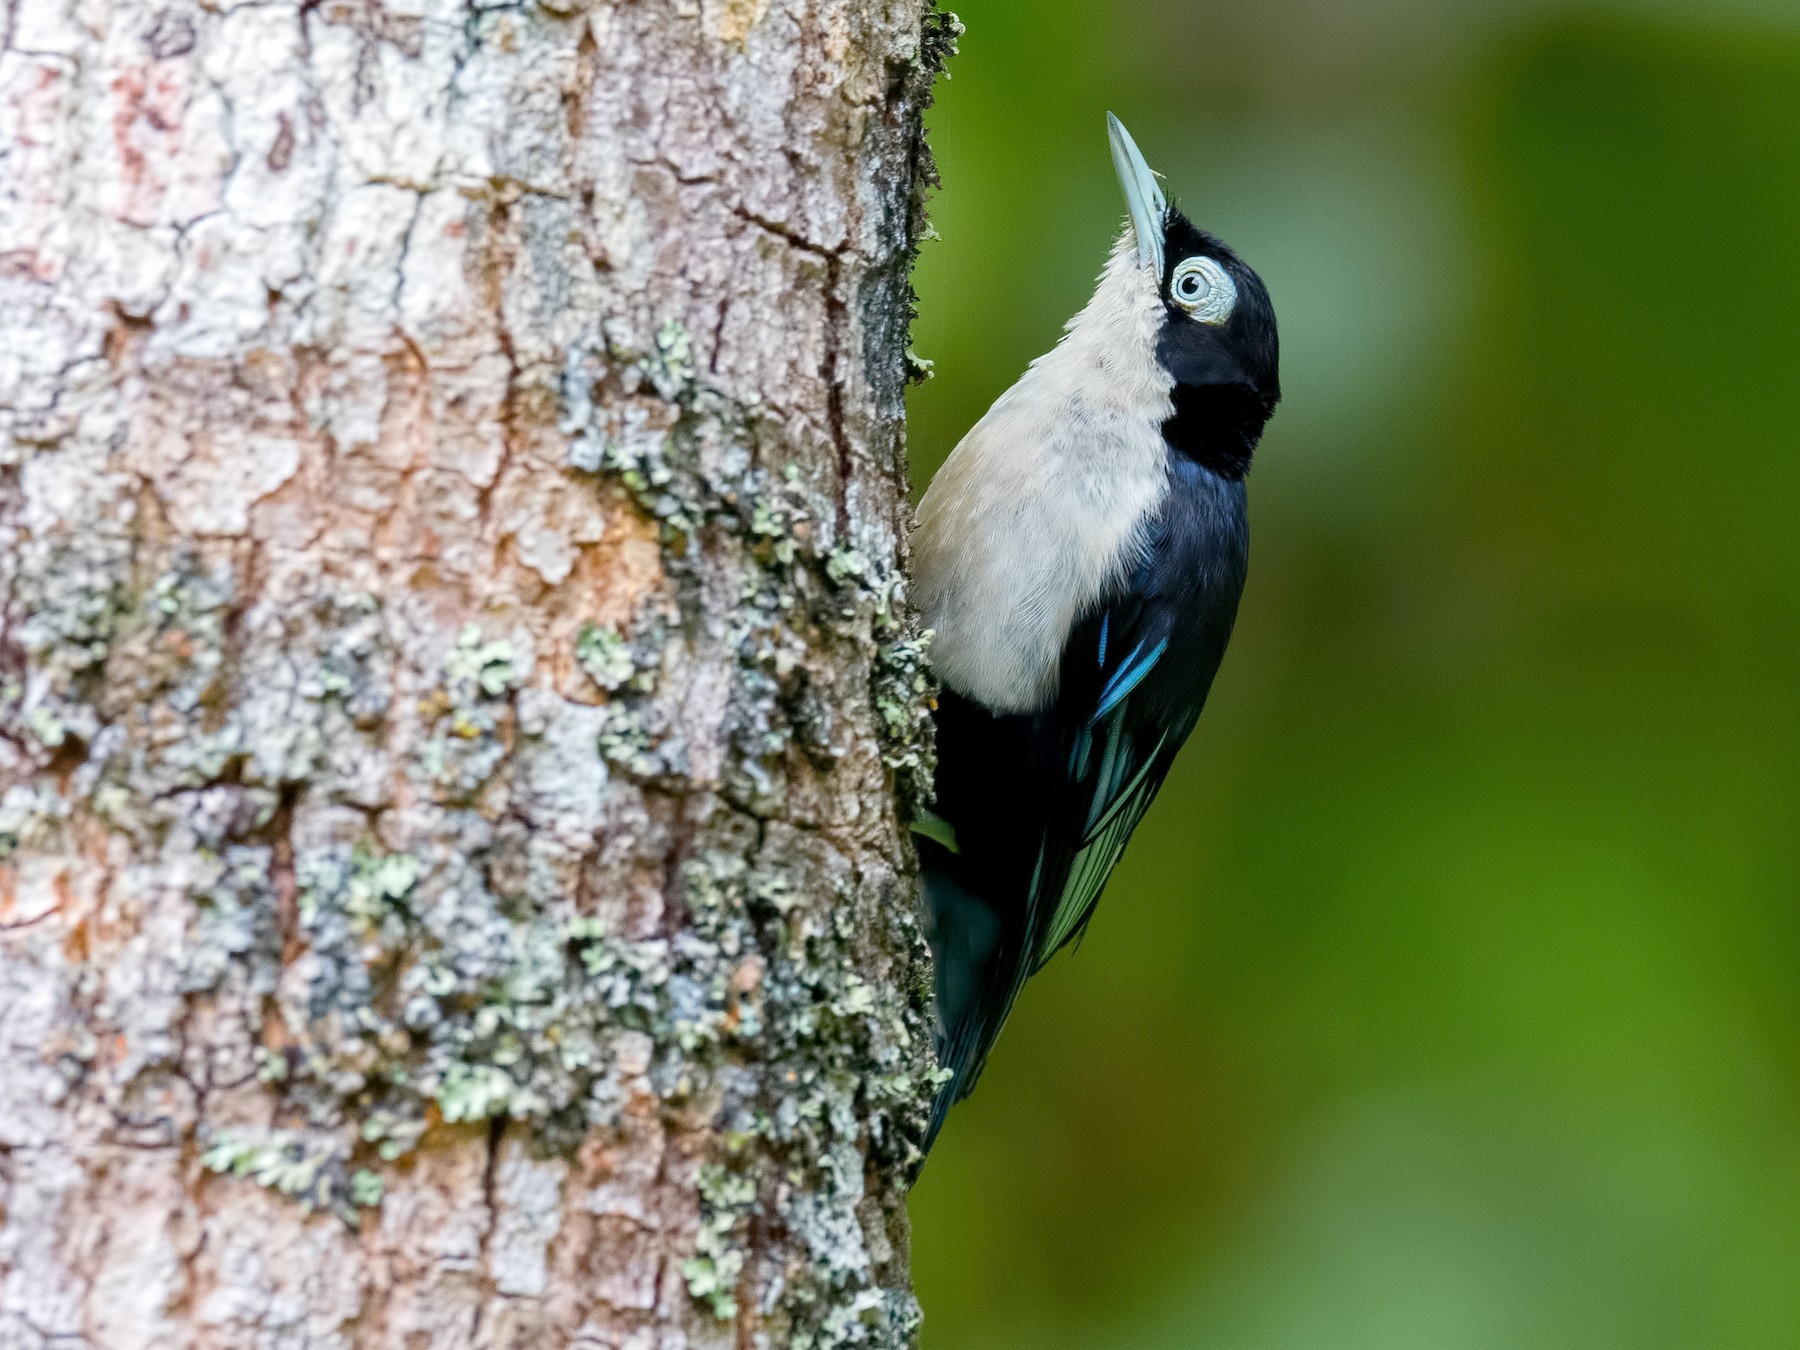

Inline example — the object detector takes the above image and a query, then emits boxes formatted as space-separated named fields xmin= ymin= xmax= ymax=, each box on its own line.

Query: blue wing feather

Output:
xmin=1034 ymin=611 xmax=1177 ymax=967
xmin=1093 ymin=634 xmax=1169 ymax=720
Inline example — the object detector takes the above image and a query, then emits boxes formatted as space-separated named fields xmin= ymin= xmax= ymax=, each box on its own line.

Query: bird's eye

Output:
xmin=1169 ymin=256 xmax=1236 ymax=325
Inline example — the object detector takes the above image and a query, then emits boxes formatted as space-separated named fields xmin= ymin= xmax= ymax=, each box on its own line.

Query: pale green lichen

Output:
xmin=232 ymin=825 xmax=871 ymax=1179
xmin=643 ymin=318 xmax=698 ymax=402
xmin=559 ymin=332 xmax=692 ymax=530
xmin=872 ymin=621 xmax=937 ymax=819
xmin=436 ymin=1060 xmax=530 ymax=1123
xmin=201 ymin=1128 xmax=381 ymax=1225
xmin=596 ymin=700 xmax=678 ymax=780
xmin=24 ymin=706 xmax=66 ymax=748
xmin=7 ymin=531 xmax=134 ymax=749
xmin=575 ymin=622 xmax=637 ymax=691
xmin=359 ymin=1108 xmax=425 ymax=1161
xmin=443 ymin=623 xmax=519 ymax=699
xmin=825 ymin=547 xmax=869 ymax=585
xmin=350 ymin=1168 xmax=385 ymax=1208
xmin=417 ymin=624 xmax=523 ymax=800
xmin=574 ymin=609 xmax=683 ymax=782
xmin=682 ymin=1164 xmax=758 ymax=1319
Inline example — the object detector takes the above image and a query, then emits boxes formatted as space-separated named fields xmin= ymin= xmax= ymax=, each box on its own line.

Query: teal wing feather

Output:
xmin=1028 ymin=628 xmax=1185 ymax=971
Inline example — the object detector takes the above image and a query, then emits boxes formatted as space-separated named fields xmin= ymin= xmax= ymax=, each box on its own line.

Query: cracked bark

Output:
xmin=0 ymin=0 xmax=949 ymax=1346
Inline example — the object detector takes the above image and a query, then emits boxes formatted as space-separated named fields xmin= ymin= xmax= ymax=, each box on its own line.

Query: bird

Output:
xmin=910 ymin=114 xmax=1280 ymax=1147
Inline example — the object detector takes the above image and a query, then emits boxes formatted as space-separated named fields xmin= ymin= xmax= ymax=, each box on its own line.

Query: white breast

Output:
xmin=912 ymin=234 xmax=1173 ymax=714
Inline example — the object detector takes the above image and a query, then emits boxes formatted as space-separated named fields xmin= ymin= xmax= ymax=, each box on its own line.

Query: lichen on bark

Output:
xmin=0 ymin=0 xmax=955 ymax=1345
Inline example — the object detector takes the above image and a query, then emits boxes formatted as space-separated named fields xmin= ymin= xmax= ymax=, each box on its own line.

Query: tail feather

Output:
xmin=921 ymin=859 xmax=1020 ymax=1151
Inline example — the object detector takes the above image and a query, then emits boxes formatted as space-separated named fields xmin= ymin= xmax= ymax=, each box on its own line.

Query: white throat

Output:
xmin=912 ymin=233 xmax=1174 ymax=713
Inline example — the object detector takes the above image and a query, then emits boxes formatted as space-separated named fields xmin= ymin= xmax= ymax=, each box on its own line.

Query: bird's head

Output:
xmin=1108 ymin=114 xmax=1280 ymax=475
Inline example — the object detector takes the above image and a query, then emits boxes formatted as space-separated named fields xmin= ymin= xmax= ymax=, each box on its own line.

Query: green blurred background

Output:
xmin=903 ymin=1 xmax=1800 ymax=1346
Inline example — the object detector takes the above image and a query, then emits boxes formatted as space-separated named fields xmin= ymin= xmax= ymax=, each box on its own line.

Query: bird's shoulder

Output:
xmin=1091 ymin=457 xmax=1248 ymax=647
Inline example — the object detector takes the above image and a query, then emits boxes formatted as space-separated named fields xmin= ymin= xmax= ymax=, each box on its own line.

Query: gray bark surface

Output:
xmin=0 ymin=0 xmax=951 ymax=1344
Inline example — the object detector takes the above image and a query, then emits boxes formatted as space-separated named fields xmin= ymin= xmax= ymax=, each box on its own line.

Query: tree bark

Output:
xmin=0 ymin=0 xmax=950 ymax=1345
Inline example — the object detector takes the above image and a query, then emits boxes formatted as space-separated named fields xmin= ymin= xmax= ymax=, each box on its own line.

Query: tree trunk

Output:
xmin=0 ymin=0 xmax=950 ymax=1344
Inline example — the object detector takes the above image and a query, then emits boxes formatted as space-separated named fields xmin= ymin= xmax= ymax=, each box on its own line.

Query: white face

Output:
xmin=1168 ymin=255 xmax=1237 ymax=326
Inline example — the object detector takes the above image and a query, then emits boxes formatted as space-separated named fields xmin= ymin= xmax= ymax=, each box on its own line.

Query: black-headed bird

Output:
xmin=912 ymin=115 xmax=1280 ymax=1145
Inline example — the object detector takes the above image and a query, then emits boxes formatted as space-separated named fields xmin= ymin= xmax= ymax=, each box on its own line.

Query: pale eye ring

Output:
xmin=1170 ymin=256 xmax=1237 ymax=325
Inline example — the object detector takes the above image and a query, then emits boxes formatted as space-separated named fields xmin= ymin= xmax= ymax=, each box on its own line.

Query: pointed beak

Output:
xmin=1107 ymin=112 xmax=1167 ymax=277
